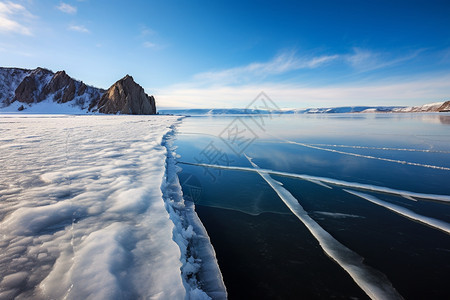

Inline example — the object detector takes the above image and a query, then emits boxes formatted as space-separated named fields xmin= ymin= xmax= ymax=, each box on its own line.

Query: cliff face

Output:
xmin=437 ymin=101 xmax=450 ymax=112
xmin=0 ymin=67 xmax=157 ymax=114
xmin=97 ymin=75 xmax=156 ymax=115
xmin=13 ymin=68 xmax=53 ymax=103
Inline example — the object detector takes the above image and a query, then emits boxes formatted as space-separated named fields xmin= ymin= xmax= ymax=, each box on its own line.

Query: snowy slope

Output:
xmin=392 ymin=101 xmax=445 ymax=112
xmin=0 ymin=115 xmax=224 ymax=299
xmin=0 ymin=97 xmax=90 ymax=114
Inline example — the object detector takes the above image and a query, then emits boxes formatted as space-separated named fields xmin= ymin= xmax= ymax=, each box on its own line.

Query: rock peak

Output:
xmin=122 ymin=74 xmax=133 ymax=81
xmin=97 ymin=74 xmax=156 ymax=115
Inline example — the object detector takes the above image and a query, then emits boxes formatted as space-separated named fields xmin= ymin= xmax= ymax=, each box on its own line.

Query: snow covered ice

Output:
xmin=0 ymin=114 xmax=225 ymax=299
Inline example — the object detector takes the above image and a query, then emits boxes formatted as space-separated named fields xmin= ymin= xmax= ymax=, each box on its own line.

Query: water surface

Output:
xmin=175 ymin=113 xmax=450 ymax=299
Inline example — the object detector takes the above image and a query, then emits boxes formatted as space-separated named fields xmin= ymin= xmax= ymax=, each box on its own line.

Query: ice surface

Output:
xmin=313 ymin=211 xmax=364 ymax=219
xmin=282 ymin=140 xmax=450 ymax=171
xmin=0 ymin=115 xmax=219 ymax=299
xmin=180 ymin=161 xmax=450 ymax=203
xmin=308 ymin=143 xmax=450 ymax=153
xmin=344 ymin=190 xmax=450 ymax=235
xmin=245 ymin=155 xmax=403 ymax=300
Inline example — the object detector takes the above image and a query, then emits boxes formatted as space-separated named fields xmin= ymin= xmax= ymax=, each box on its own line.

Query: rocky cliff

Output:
xmin=96 ymin=75 xmax=156 ymax=115
xmin=436 ymin=101 xmax=450 ymax=112
xmin=0 ymin=67 xmax=157 ymax=114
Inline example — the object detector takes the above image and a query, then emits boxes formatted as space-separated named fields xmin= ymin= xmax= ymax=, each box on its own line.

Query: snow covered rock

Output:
xmin=0 ymin=67 xmax=156 ymax=114
xmin=392 ymin=101 xmax=449 ymax=112
xmin=437 ymin=101 xmax=450 ymax=112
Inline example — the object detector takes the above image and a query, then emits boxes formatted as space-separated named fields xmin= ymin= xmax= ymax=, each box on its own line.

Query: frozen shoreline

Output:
xmin=162 ymin=124 xmax=227 ymax=299
xmin=0 ymin=114 xmax=225 ymax=299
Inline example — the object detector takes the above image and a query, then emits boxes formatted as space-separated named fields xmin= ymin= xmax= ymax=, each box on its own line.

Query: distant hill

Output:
xmin=0 ymin=67 xmax=156 ymax=114
xmin=160 ymin=101 xmax=450 ymax=116
xmin=388 ymin=101 xmax=450 ymax=113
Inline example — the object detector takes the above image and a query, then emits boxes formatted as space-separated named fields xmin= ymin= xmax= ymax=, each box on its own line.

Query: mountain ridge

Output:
xmin=0 ymin=67 xmax=156 ymax=114
xmin=160 ymin=101 xmax=450 ymax=116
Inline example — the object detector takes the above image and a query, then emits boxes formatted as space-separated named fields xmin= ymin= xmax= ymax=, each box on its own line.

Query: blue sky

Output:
xmin=1 ymin=0 xmax=450 ymax=108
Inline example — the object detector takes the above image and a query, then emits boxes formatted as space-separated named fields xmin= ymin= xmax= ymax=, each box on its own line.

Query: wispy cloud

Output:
xmin=140 ymin=26 xmax=156 ymax=37
xmin=68 ymin=25 xmax=89 ymax=33
xmin=57 ymin=2 xmax=77 ymax=14
xmin=0 ymin=42 xmax=34 ymax=56
xmin=143 ymin=41 xmax=157 ymax=48
xmin=156 ymin=48 xmax=438 ymax=108
xmin=140 ymin=27 xmax=165 ymax=50
xmin=345 ymin=48 xmax=422 ymax=72
xmin=157 ymin=73 xmax=450 ymax=108
xmin=0 ymin=1 xmax=34 ymax=35
xmin=190 ymin=49 xmax=423 ymax=87
xmin=142 ymin=41 xmax=166 ymax=50
xmin=440 ymin=47 xmax=450 ymax=64
xmin=193 ymin=50 xmax=339 ymax=85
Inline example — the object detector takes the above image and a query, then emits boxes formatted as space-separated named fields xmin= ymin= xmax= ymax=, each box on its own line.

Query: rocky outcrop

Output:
xmin=78 ymin=82 xmax=87 ymax=96
xmin=97 ymin=75 xmax=156 ymax=115
xmin=14 ymin=68 xmax=54 ymax=104
xmin=42 ymin=70 xmax=78 ymax=103
xmin=14 ymin=75 xmax=37 ymax=104
xmin=437 ymin=101 xmax=450 ymax=112
xmin=0 ymin=67 xmax=105 ymax=111
xmin=1 ymin=67 xmax=157 ymax=114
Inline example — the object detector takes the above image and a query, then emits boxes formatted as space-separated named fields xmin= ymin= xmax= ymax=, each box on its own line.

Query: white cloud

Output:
xmin=193 ymin=51 xmax=339 ymax=85
xmin=69 ymin=25 xmax=89 ymax=33
xmin=141 ymin=26 xmax=156 ymax=36
xmin=142 ymin=41 xmax=167 ymax=50
xmin=345 ymin=48 xmax=422 ymax=72
xmin=157 ymin=74 xmax=450 ymax=109
xmin=57 ymin=2 xmax=77 ymax=14
xmin=0 ymin=1 xmax=34 ymax=35
xmin=155 ymin=48 xmax=439 ymax=109
xmin=143 ymin=41 xmax=157 ymax=48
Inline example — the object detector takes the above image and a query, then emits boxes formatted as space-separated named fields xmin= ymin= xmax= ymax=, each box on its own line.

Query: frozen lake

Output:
xmin=1 ymin=112 xmax=449 ymax=299
xmin=175 ymin=113 xmax=450 ymax=299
